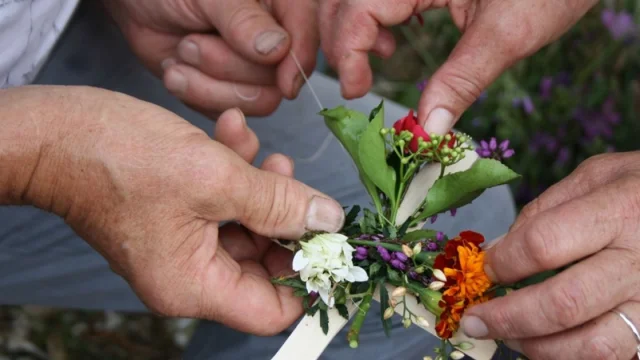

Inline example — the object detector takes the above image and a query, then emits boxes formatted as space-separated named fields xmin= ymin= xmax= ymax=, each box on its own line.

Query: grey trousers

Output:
xmin=0 ymin=2 xmax=516 ymax=359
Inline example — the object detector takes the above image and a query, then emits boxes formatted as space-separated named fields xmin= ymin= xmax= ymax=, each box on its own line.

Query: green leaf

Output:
xmin=271 ymin=277 xmax=306 ymax=290
xmin=293 ymin=289 xmax=308 ymax=297
xmin=321 ymin=107 xmax=382 ymax=209
xmin=403 ymin=229 xmax=439 ymax=243
xmin=306 ymin=303 xmax=319 ymax=316
xmin=319 ymin=309 xmax=329 ymax=335
xmin=344 ymin=205 xmax=361 ymax=227
xmin=378 ymin=281 xmax=392 ymax=337
xmin=416 ymin=159 xmax=520 ymax=221
xmin=359 ymin=208 xmax=379 ymax=234
xmin=387 ymin=268 xmax=402 ymax=283
xmin=512 ymin=270 xmax=558 ymax=289
xmin=369 ymin=262 xmax=382 ymax=278
xmin=357 ymin=101 xmax=397 ymax=202
xmin=336 ymin=304 xmax=350 ymax=320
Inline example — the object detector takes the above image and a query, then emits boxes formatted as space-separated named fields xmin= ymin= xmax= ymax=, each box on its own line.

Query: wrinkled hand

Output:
xmin=104 ymin=0 xmax=318 ymax=116
xmin=37 ymin=88 xmax=344 ymax=335
xmin=459 ymin=152 xmax=640 ymax=359
xmin=320 ymin=0 xmax=597 ymax=134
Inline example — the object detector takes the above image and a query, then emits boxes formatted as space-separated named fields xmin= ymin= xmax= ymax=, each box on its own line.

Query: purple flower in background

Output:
xmin=602 ymin=9 xmax=637 ymax=41
xmin=354 ymin=246 xmax=369 ymax=260
xmin=529 ymin=132 xmax=559 ymax=153
xmin=472 ymin=117 xmax=483 ymax=127
xmin=408 ymin=270 xmax=419 ymax=280
xmin=606 ymin=145 xmax=616 ymax=153
xmin=574 ymin=97 xmax=621 ymax=143
xmin=477 ymin=137 xmax=515 ymax=160
xmin=555 ymin=147 xmax=571 ymax=167
xmin=430 ymin=215 xmax=438 ymax=224
xmin=436 ymin=231 xmax=444 ymax=242
xmin=513 ymin=96 xmax=535 ymax=114
xmin=540 ymin=76 xmax=554 ymax=100
xmin=450 ymin=208 xmax=458 ymax=217
xmin=390 ymin=259 xmax=407 ymax=271
xmin=426 ymin=241 xmax=438 ymax=252
xmin=417 ymin=78 xmax=429 ymax=92
xmin=377 ymin=246 xmax=391 ymax=262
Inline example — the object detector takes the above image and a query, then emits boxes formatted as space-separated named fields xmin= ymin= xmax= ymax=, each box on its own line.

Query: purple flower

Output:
xmin=450 ymin=208 xmax=457 ymax=217
xmin=477 ymin=137 xmax=515 ymax=161
xmin=377 ymin=246 xmax=391 ymax=262
xmin=426 ymin=241 xmax=438 ymax=252
xmin=573 ymin=98 xmax=621 ymax=142
xmin=602 ymin=9 xmax=637 ymax=41
xmin=371 ymin=234 xmax=384 ymax=241
xmin=606 ymin=145 xmax=616 ymax=153
xmin=512 ymin=96 xmax=535 ymax=114
xmin=540 ymin=76 xmax=554 ymax=100
xmin=529 ymin=132 xmax=558 ymax=153
xmin=555 ymin=147 xmax=570 ymax=167
xmin=408 ymin=270 xmax=419 ymax=280
xmin=436 ymin=231 xmax=444 ymax=242
xmin=393 ymin=252 xmax=408 ymax=262
xmin=357 ymin=234 xmax=371 ymax=240
xmin=417 ymin=78 xmax=428 ymax=92
xmin=430 ymin=215 xmax=438 ymax=224
xmin=354 ymin=246 xmax=369 ymax=260
xmin=390 ymin=259 xmax=407 ymax=271
xmin=472 ymin=117 xmax=483 ymax=128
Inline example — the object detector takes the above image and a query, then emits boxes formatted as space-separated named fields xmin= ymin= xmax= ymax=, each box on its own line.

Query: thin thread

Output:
xmin=290 ymin=50 xmax=324 ymax=111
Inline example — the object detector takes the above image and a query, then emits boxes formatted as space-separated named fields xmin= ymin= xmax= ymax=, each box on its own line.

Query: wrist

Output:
xmin=0 ymin=86 xmax=109 ymax=216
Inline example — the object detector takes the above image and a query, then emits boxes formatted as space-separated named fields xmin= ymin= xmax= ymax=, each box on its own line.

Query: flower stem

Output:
xmin=347 ymin=284 xmax=374 ymax=348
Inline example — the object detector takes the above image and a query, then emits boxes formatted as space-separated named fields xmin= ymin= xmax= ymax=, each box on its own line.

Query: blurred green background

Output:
xmin=1 ymin=1 xmax=638 ymax=358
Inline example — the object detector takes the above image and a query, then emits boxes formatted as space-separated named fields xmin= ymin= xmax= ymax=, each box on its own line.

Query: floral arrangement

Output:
xmin=271 ymin=102 xmax=557 ymax=359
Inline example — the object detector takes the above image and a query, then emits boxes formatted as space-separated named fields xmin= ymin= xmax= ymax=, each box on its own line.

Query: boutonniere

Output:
xmin=271 ymin=102 xmax=554 ymax=360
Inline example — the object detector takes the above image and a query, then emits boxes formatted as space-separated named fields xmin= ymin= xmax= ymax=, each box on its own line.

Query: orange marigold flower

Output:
xmin=433 ymin=231 xmax=494 ymax=339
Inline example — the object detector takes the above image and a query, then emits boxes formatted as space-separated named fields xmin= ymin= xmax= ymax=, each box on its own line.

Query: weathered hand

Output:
xmin=104 ymin=0 xmax=318 ymax=116
xmin=22 ymin=87 xmax=344 ymax=335
xmin=320 ymin=0 xmax=597 ymax=133
xmin=460 ymin=152 xmax=640 ymax=359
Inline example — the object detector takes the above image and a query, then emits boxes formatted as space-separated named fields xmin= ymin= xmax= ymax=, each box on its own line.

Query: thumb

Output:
xmin=204 ymin=0 xmax=291 ymax=64
xmin=417 ymin=24 xmax=516 ymax=135
xmin=235 ymin=167 xmax=345 ymax=240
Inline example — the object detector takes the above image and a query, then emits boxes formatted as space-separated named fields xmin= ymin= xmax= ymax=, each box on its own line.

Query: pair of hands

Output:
xmin=81 ymin=0 xmax=638 ymax=354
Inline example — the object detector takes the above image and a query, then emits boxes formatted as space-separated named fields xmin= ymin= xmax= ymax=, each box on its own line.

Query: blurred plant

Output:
xmin=364 ymin=0 xmax=640 ymax=207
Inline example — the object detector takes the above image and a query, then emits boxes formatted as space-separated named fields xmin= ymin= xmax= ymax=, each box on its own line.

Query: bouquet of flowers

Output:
xmin=271 ymin=102 xmax=547 ymax=359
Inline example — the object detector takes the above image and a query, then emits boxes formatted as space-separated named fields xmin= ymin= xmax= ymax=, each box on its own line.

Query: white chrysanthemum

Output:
xmin=292 ymin=233 xmax=368 ymax=307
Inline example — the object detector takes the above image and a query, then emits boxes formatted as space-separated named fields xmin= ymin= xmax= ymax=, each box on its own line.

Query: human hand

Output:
xmin=27 ymin=87 xmax=343 ymax=335
xmin=458 ymin=152 xmax=640 ymax=359
xmin=104 ymin=0 xmax=318 ymax=117
xmin=320 ymin=0 xmax=597 ymax=134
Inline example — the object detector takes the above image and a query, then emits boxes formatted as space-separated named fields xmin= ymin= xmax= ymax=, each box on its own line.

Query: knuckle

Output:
xmin=581 ymin=335 xmax=623 ymax=360
xmin=576 ymin=153 xmax=608 ymax=175
xmin=518 ymin=197 xmax=542 ymax=223
xmin=543 ymin=280 xmax=586 ymax=329
xmin=523 ymin=222 xmax=556 ymax=269
xmin=431 ymin=68 xmax=484 ymax=108
xmin=226 ymin=4 xmax=268 ymax=39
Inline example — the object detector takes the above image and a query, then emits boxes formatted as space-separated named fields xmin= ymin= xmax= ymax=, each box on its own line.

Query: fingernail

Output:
xmin=504 ymin=340 xmax=523 ymax=354
xmin=178 ymin=40 xmax=200 ymax=65
xmin=292 ymin=74 xmax=304 ymax=98
xmin=306 ymin=196 xmax=345 ymax=232
xmin=165 ymin=69 xmax=188 ymax=94
xmin=255 ymin=31 xmax=287 ymax=55
xmin=161 ymin=58 xmax=176 ymax=70
xmin=460 ymin=315 xmax=489 ymax=338
xmin=424 ymin=108 xmax=455 ymax=135
xmin=233 ymin=83 xmax=262 ymax=101
xmin=232 ymin=107 xmax=247 ymax=129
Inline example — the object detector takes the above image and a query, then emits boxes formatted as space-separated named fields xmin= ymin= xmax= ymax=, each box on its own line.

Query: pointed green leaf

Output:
xmin=357 ymin=102 xmax=397 ymax=202
xmin=416 ymin=159 xmax=520 ymax=221
xmin=336 ymin=304 xmax=350 ymax=320
xmin=378 ymin=281 xmax=392 ymax=337
xmin=319 ymin=309 xmax=329 ymax=335
xmin=321 ymin=106 xmax=382 ymax=208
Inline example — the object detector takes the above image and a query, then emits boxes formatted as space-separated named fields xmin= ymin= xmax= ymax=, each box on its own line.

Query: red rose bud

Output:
xmin=392 ymin=110 xmax=431 ymax=153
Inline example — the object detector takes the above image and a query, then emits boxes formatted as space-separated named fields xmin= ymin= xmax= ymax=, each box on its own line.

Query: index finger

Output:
xmin=271 ymin=0 xmax=320 ymax=99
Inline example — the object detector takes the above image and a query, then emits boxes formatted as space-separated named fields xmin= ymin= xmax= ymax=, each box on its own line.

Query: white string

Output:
xmin=290 ymin=50 xmax=324 ymax=111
